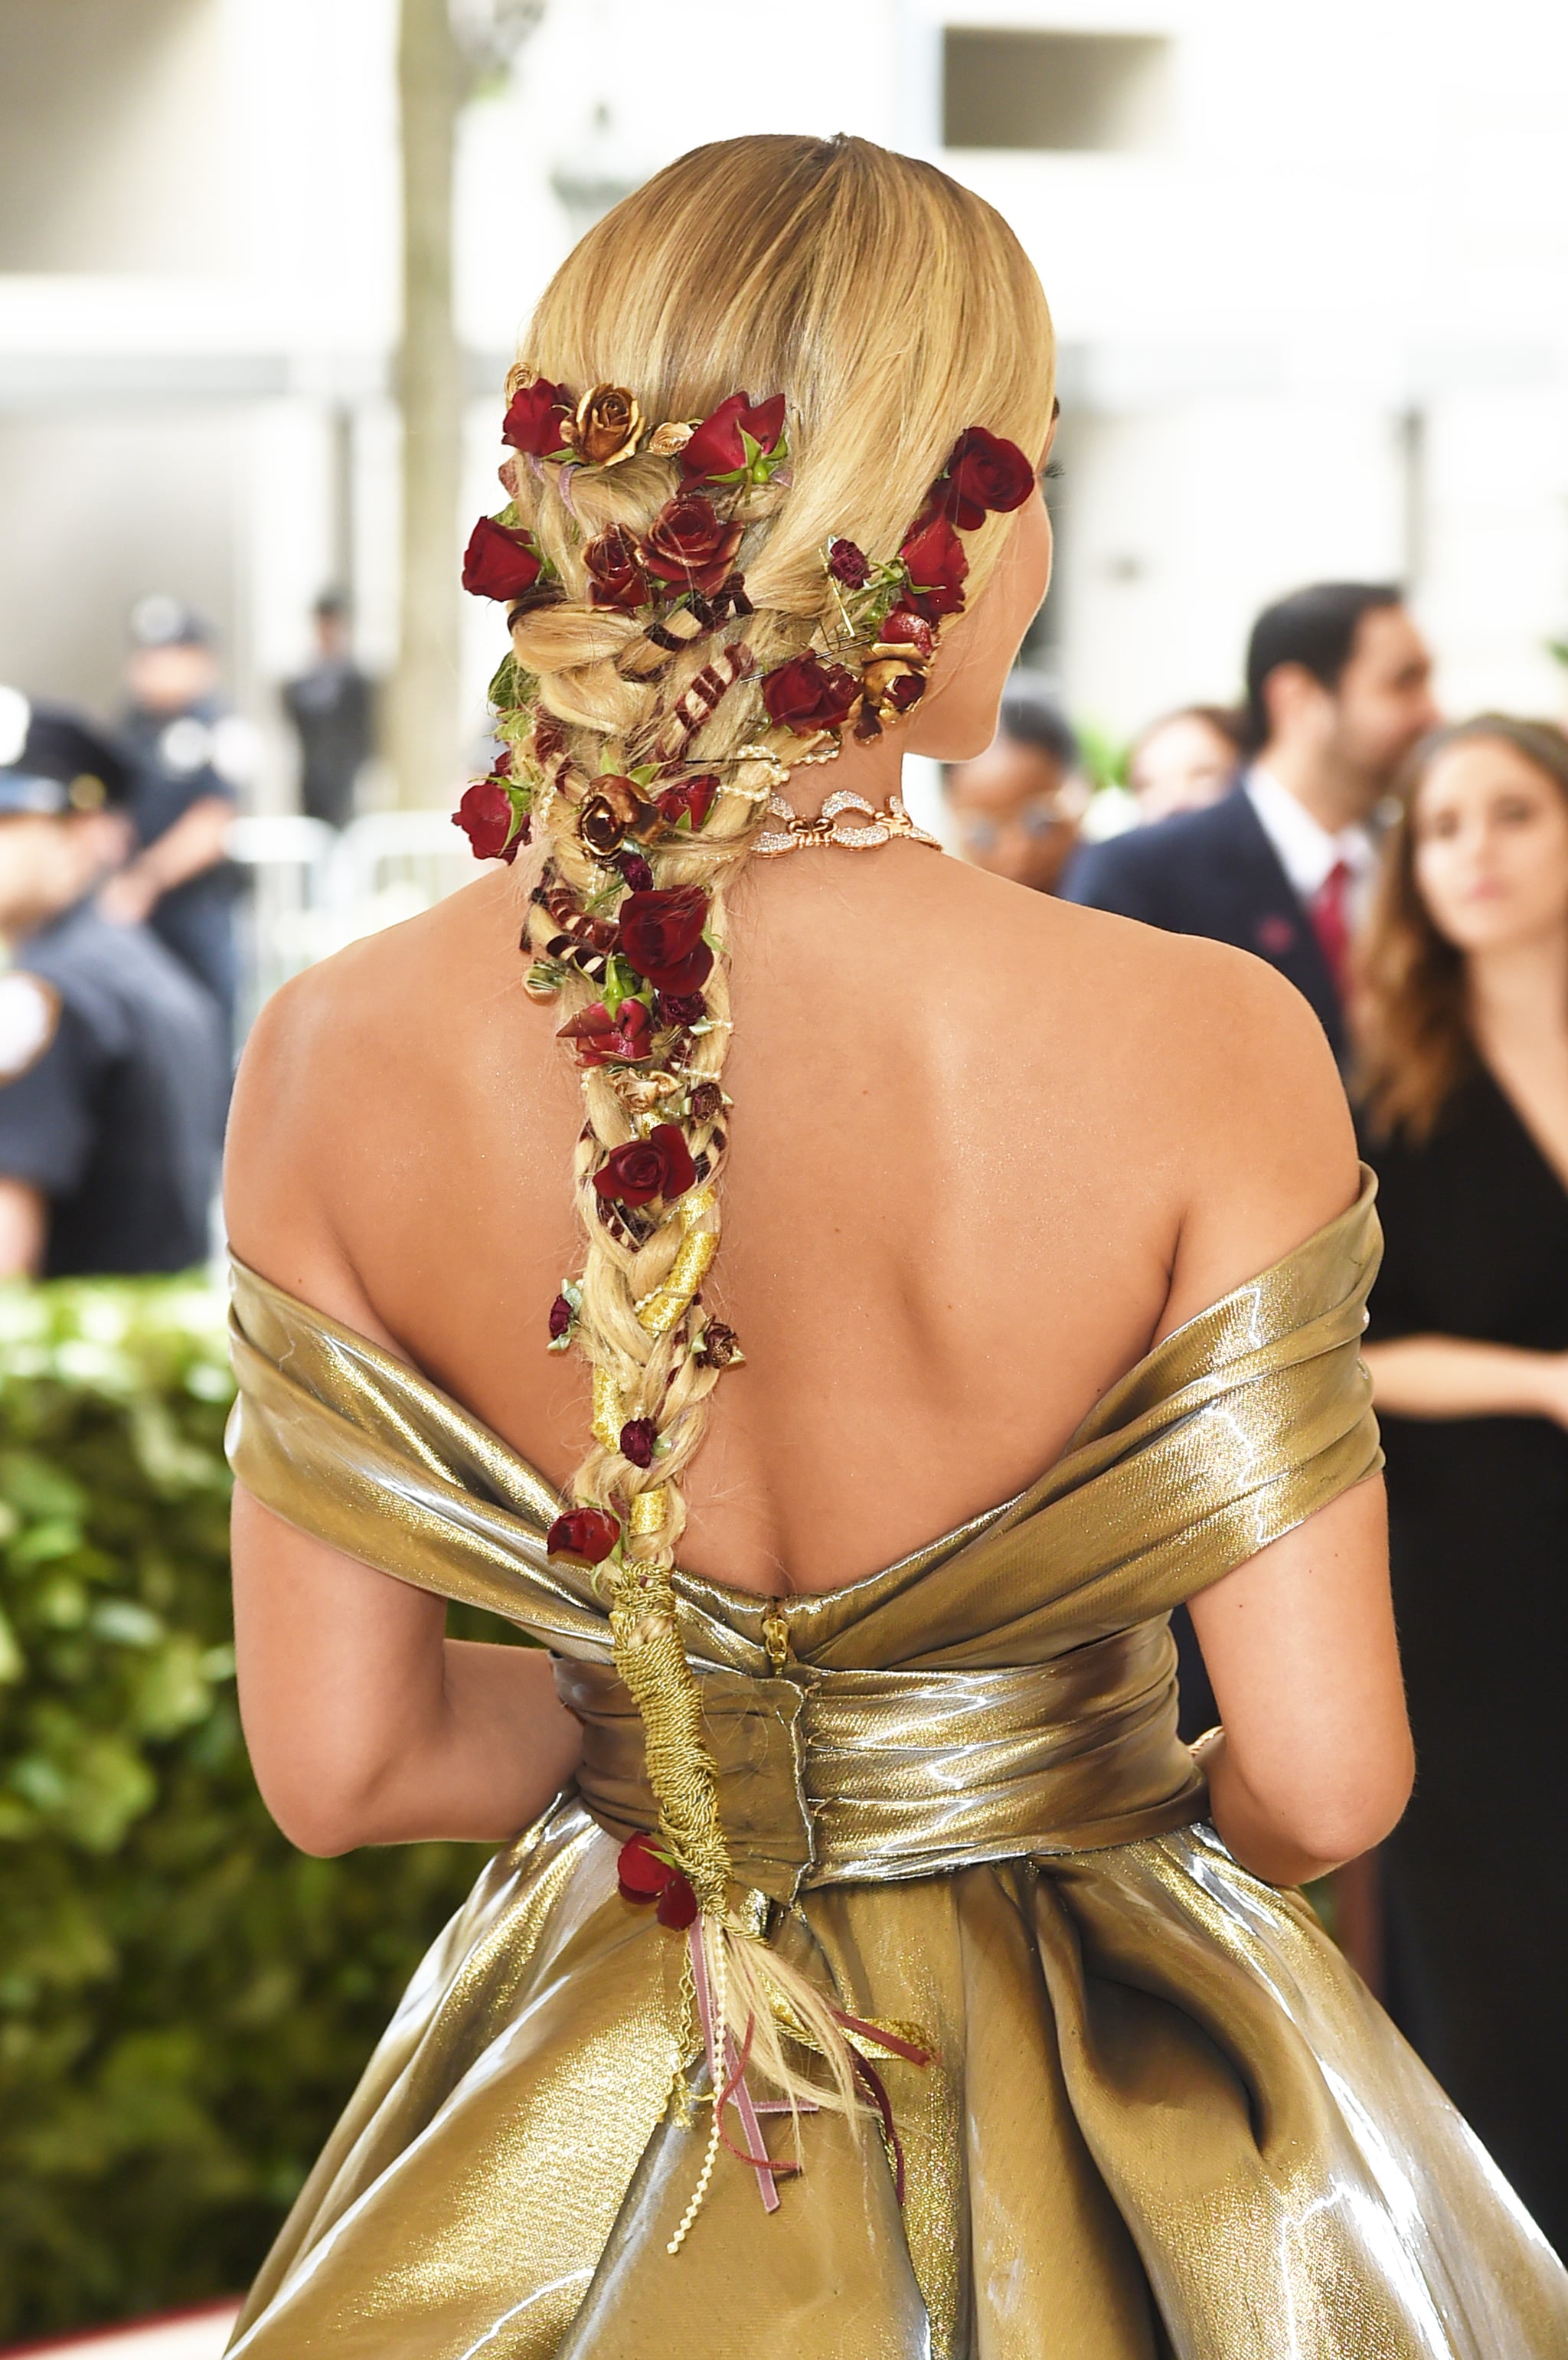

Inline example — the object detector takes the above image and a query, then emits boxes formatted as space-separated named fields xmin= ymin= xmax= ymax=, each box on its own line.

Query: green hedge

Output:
xmin=0 ymin=1277 xmax=508 ymax=2342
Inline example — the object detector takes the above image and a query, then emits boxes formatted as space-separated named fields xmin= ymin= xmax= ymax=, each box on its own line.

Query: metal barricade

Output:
xmin=225 ymin=808 xmax=473 ymax=1041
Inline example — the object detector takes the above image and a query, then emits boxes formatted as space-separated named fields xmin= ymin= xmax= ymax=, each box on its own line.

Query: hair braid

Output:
xmin=458 ymin=129 xmax=1056 ymax=2217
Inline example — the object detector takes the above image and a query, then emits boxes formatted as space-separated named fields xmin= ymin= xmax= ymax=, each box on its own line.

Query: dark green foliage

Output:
xmin=0 ymin=1279 xmax=507 ymax=2341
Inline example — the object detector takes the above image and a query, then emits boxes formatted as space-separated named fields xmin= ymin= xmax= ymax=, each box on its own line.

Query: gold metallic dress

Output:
xmin=223 ymin=1173 xmax=1567 ymax=2358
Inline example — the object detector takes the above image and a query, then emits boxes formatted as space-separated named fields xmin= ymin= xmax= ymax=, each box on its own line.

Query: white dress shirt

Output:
xmin=1243 ymin=765 xmax=1377 ymax=920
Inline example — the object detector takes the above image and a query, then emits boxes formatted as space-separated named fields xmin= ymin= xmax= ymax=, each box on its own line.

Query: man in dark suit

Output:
xmin=1062 ymin=582 xmax=1440 ymax=1061
xmin=1063 ymin=584 xmax=1439 ymax=1758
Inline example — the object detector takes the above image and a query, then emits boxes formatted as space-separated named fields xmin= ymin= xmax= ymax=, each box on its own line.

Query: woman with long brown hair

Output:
xmin=218 ymin=140 xmax=1565 ymax=2355
xmin=1357 ymin=713 xmax=1568 ymax=2257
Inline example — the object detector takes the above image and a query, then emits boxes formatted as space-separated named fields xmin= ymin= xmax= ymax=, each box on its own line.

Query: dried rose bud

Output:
xmin=688 ymin=1080 xmax=723 ymax=1123
xmin=547 ymin=1293 xmax=575 ymax=1346
xmin=828 ymin=537 xmax=871 ymax=587
xmin=619 ymin=1418 xmax=658 ymax=1469
xmin=694 ymin=1319 xmax=743 ymax=1370
xmin=617 ymin=850 xmax=654 ymax=894
xmin=658 ymin=989 xmax=707 ymax=1027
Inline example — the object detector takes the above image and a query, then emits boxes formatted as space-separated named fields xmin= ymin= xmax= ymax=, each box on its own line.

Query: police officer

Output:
xmin=106 ymin=594 xmax=255 ymax=1051
xmin=282 ymin=590 xmax=377 ymax=829
xmin=0 ymin=689 xmax=227 ymax=1278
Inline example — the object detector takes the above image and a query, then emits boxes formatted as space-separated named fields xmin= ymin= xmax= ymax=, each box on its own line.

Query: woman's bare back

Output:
xmin=227 ymin=840 xmax=1355 ymax=1599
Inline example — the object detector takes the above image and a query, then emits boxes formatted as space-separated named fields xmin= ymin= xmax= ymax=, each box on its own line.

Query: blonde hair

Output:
xmin=501 ymin=132 xmax=1054 ymax=2214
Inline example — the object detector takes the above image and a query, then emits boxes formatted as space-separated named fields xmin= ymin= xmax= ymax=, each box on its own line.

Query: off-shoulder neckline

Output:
xmin=227 ymin=1166 xmax=1377 ymax=1611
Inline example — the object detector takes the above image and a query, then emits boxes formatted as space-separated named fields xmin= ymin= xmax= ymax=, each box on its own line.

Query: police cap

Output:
xmin=0 ymin=686 xmax=135 ymax=819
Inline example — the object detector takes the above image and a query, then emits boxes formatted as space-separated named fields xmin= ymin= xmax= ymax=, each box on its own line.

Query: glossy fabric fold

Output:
xmin=222 ymin=1169 xmax=1568 ymax=2358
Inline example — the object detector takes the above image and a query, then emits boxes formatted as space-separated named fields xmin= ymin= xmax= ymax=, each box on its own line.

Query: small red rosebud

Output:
xmin=618 ymin=1831 xmax=675 ymax=1903
xmin=546 ymin=1506 xmax=620 ymax=1566
xmin=617 ymin=850 xmax=654 ymax=893
xmin=619 ymin=1418 xmax=658 ymax=1469
xmin=655 ymin=775 xmax=718 ymax=832
xmin=452 ymin=780 xmax=521 ymax=863
xmin=688 ymin=1080 xmax=723 ymax=1123
xmin=547 ymin=1293 xmax=573 ymax=1342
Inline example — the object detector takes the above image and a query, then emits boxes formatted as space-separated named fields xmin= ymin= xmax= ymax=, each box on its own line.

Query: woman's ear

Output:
xmin=909 ymin=495 xmax=1054 ymax=761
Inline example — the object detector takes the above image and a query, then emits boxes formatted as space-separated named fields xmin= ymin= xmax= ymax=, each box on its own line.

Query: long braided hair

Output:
xmin=458 ymin=132 xmax=1054 ymax=2221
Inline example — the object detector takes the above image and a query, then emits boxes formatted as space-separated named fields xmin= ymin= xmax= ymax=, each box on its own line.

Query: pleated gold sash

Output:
xmin=555 ymin=1619 xmax=1203 ymax=1901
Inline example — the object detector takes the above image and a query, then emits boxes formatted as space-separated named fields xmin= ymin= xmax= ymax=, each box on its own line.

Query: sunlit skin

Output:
xmin=1363 ymin=734 xmax=1568 ymax=1427
xmin=944 ymin=734 xmax=1082 ymax=893
xmin=1260 ymin=604 xmax=1439 ymax=833
xmin=1129 ymin=711 xmax=1237 ymax=822
xmin=228 ymin=440 xmax=1409 ymax=1888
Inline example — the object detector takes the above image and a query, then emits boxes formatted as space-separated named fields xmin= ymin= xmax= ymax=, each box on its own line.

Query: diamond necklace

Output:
xmin=753 ymin=790 xmax=942 ymax=858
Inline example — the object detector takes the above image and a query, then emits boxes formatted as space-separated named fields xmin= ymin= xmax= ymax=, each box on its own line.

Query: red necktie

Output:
xmin=1311 ymin=858 xmax=1353 ymax=1002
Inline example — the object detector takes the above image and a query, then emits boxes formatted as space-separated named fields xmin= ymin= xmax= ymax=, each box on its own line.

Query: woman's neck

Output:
xmin=776 ymin=724 xmax=906 ymax=817
xmin=1466 ymin=924 xmax=1568 ymax=1062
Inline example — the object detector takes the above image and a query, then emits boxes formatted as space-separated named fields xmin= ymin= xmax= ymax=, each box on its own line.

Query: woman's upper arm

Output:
xmin=1155 ymin=946 xmax=1361 ymax=1342
xmin=230 ymin=1486 xmax=446 ymax=1854
xmin=1151 ymin=951 xmax=1408 ymax=1839
xmin=1187 ymin=1476 xmax=1411 ymax=1857
xmin=225 ymin=964 xmax=441 ymax=1846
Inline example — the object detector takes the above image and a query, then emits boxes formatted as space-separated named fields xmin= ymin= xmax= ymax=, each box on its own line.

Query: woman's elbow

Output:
xmin=256 ymin=1770 xmax=383 ymax=1857
xmin=1266 ymin=1738 xmax=1416 ymax=1871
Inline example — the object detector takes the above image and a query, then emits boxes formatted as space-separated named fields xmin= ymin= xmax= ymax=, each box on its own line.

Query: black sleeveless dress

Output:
xmin=1361 ymin=1067 xmax=1568 ymax=2255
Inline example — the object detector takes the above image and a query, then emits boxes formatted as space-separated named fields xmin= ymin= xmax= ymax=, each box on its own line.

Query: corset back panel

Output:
xmin=556 ymin=1620 xmax=1204 ymax=1900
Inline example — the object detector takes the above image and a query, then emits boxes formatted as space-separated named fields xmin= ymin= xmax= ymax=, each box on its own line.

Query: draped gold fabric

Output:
xmin=223 ymin=1169 xmax=1568 ymax=2358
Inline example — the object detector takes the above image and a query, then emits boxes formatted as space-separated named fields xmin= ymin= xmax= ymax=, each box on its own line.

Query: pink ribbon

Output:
xmin=687 ymin=1924 xmax=815 ymax=2212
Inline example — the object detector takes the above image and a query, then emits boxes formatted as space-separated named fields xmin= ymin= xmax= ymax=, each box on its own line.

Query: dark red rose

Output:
xmin=655 ymin=775 xmax=717 ymax=832
xmin=877 ymin=607 xmax=937 ymax=661
xmin=827 ymin=537 xmax=871 ymax=587
xmin=688 ymin=1080 xmax=723 ymax=1123
xmin=462 ymin=515 xmax=545 ymax=600
xmin=619 ymin=1417 xmax=658 ymax=1468
xmin=930 ymin=426 xmax=1034 ymax=530
xmin=452 ymin=780 xmax=521 ymax=862
xmin=898 ymin=513 xmax=969 ymax=620
xmin=680 ymin=391 xmax=786 ymax=485
xmin=501 ymin=375 xmax=573 ymax=456
xmin=656 ymin=1875 xmax=698 ymax=1929
xmin=557 ymin=999 xmax=653 ymax=1066
xmin=593 ymin=1123 xmax=697 ymax=1208
xmin=641 ymin=495 xmax=744 ymax=597
xmin=547 ymin=1293 xmax=574 ymax=1342
xmin=583 ymin=523 xmax=652 ymax=611
xmin=546 ymin=1506 xmax=620 ymax=1566
xmin=761 ymin=652 xmax=861 ymax=736
xmin=658 ymin=989 xmax=707 ymax=1027
xmin=616 ymin=850 xmax=654 ymax=893
xmin=617 ymin=884 xmax=714 ymax=995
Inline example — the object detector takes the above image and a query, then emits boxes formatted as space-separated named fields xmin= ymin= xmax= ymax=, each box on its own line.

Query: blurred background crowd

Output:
xmin=4 ymin=0 xmax=1568 ymax=2348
